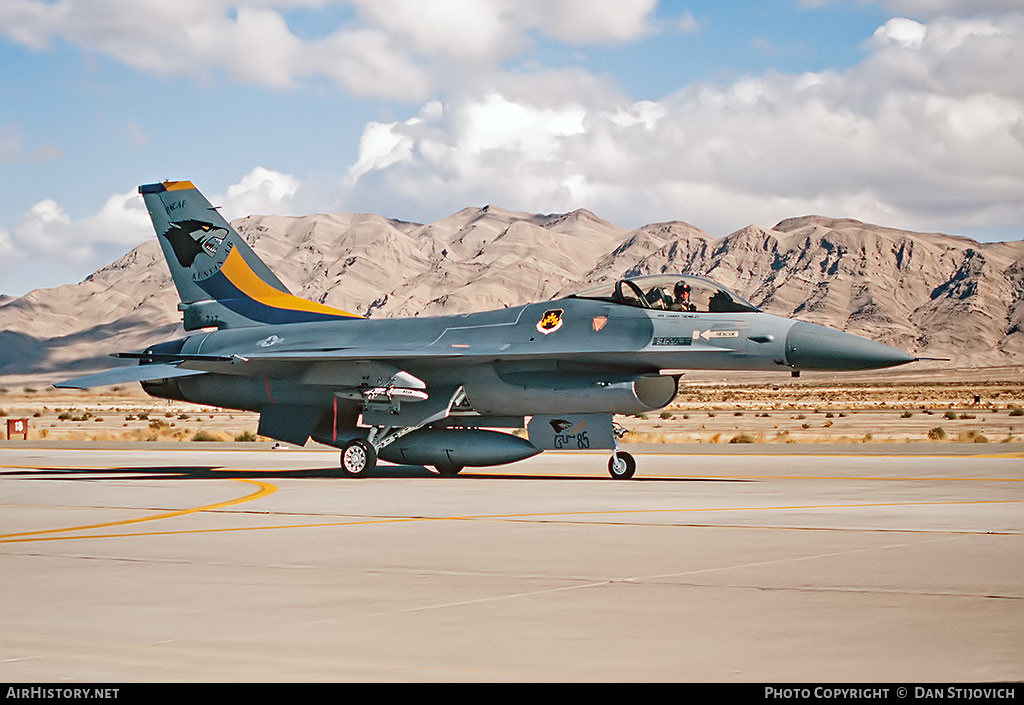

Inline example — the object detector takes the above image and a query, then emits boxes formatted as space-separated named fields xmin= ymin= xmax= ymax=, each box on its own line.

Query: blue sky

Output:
xmin=1 ymin=0 xmax=1022 ymax=297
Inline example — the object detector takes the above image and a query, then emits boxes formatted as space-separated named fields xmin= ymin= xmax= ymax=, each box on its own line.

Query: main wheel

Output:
xmin=340 ymin=439 xmax=377 ymax=477
xmin=434 ymin=463 xmax=464 ymax=477
xmin=607 ymin=451 xmax=636 ymax=479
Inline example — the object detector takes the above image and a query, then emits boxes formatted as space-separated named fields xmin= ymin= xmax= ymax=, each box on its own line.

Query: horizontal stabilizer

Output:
xmin=54 ymin=364 xmax=207 ymax=389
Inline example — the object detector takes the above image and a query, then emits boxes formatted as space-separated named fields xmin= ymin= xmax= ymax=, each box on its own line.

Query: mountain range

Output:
xmin=1 ymin=206 xmax=1021 ymax=382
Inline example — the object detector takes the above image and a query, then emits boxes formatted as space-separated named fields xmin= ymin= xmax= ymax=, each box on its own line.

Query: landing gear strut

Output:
xmin=607 ymin=450 xmax=636 ymax=479
xmin=339 ymin=438 xmax=377 ymax=477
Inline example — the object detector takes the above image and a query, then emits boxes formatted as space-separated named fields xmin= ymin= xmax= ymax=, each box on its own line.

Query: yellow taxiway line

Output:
xmin=2 ymin=491 xmax=1019 ymax=544
xmin=0 ymin=479 xmax=275 ymax=540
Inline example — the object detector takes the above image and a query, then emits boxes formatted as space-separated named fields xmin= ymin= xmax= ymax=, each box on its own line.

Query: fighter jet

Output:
xmin=56 ymin=181 xmax=917 ymax=478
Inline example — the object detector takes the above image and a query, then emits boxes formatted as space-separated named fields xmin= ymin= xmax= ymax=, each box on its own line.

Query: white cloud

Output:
xmin=0 ymin=0 xmax=661 ymax=100
xmin=0 ymin=168 xmax=308 ymax=295
xmin=218 ymin=167 xmax=302 ymax=220
xmin=518 ymin=0 xmax=658 ymax=45
xmin=870 ymin=17 xmax=927 ymax=48
xmin=0 ymin=228 xmax=15 ymax=261
xmin=349 ymin=0 xmax=521 ymax=61
xmin=340 ymin=11 xmax=1024 ymax=237
xmin=4 ymin=190 xmax=150 ymax=270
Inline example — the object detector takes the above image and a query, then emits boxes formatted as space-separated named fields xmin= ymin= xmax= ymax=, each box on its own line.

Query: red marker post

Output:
xmin=7 ymin=418 xmax=28 ymax=440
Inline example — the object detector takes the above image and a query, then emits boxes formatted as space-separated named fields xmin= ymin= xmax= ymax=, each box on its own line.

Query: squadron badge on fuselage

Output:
xmin=537 ymin=308 xmax=564 ymax=335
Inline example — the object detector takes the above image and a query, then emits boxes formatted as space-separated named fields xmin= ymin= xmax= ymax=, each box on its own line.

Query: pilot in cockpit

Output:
xmin=667 ymin=281 xmax=697 ymax=312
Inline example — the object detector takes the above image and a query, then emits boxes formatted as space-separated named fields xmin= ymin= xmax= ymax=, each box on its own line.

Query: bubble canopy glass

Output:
xmin=572 ymin=274 xmax=760 ymax=313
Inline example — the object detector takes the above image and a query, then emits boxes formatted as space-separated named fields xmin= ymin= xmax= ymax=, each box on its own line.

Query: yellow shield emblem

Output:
xmin=537 ymin=309 xmax=564 ymax=334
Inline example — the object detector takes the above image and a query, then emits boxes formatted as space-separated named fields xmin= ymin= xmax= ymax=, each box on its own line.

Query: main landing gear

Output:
xmin=339 ymin=438 xmax=377 ymax=477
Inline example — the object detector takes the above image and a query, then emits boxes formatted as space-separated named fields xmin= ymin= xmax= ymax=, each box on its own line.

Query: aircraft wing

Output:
xmin=54 ymin=364 xmax=208 ymax=389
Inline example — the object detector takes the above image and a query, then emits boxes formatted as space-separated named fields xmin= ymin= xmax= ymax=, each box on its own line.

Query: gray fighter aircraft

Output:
xmin=56 ymin=180 xmax=917 ymax=478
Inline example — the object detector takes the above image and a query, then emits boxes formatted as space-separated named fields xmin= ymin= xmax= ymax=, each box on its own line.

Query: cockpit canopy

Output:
xmin=573 ymin=274 xmax=760 ymax=313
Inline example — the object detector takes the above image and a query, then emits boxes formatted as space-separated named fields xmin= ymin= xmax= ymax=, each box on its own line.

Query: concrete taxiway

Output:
xmin=1 ymin=442 xmax=1021 ymax=682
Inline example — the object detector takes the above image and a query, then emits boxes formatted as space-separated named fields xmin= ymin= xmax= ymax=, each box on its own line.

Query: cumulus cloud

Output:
xmin=341 ymin=11 xmax=1024 ymax=237
xmin=0 ymin=0 xmax=659 ymax=99
xmin=4 ymin=189 xmax=150 ymax=270
xmin=217 ymin=166 xmax=302 ymax=220
xmin=0 ymin=167 xmax=305 ymax=295
xmin=870 ymin=17 xmax=927 ymax=48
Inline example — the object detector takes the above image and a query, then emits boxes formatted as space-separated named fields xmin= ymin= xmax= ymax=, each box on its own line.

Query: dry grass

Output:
xmin=2 ymin=376 xmax=1022 ymax=445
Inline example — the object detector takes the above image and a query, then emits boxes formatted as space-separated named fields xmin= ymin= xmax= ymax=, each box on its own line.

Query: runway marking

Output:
xmin=0 ymin=479 xmax=275 ymax=541
xmin=1 ymin=497 xmax=1018 ymax=544
xmin=368 ymin=534 xmax=974 ymax=617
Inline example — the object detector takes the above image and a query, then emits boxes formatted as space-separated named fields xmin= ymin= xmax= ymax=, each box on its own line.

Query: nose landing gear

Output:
xmin=607 ymin=450 xmax=636 ymax=479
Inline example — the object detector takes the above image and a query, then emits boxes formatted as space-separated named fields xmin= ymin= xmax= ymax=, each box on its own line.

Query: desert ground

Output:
xmin=2 ymin=366 xmax=1022 ymax=446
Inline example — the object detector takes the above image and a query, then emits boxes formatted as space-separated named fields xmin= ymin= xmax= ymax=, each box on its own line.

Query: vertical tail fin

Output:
xmin=140 ymin=180 xmax=361 ymax=330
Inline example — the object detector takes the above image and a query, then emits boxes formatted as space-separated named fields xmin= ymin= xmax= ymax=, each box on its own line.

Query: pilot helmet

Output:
xmin=674 ymin=281 xmax=691 ymax=297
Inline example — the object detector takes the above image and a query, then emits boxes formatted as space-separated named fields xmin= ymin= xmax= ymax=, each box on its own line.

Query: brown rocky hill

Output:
xmin=0 ymin=208 xmax=1021 ymax=382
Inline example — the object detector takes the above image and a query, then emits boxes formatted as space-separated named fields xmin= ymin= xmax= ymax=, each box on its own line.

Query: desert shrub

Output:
xmin=729 ymin=433 xmax=755 ymax=443
xmin=959 ymin=430 xmax=988 ymax=443
xmin=235 ymin=431 xmax=258 ymax=442
xmin=944 ymin=411 xmax=958 ymax=420
xmin=928 ymin=427 xmax=946 ymax=440
xmin=901 ymin=411 xmax=913 ymax=418
xmin=192 ymin=430 xmax=219 ymax=442
xmin=660 ymin=411 xmax=673 ymax=419
xmin=1009 ymin=406 xmax=1023 ymax=416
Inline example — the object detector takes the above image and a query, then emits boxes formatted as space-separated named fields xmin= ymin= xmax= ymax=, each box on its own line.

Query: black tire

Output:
xmin=434 ymin=463 xmax=464 ymax=477
xmin=339 ymin=439 xmax=377 ymax=477
xmin=607 ymin=451 xmax=636 ymax=479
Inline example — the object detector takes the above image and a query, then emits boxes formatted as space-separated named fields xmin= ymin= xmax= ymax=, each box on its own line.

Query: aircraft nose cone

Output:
xmin=785 ymin=321 xmax=915 ymax=371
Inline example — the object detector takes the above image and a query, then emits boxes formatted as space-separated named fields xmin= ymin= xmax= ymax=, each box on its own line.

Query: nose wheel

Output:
xmin=607 ymin=450 xmax=636 ymax=479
